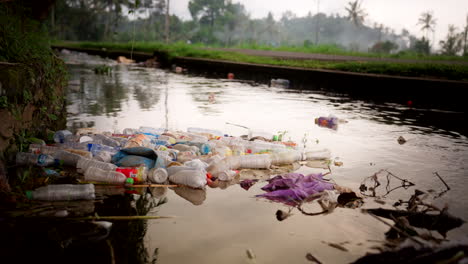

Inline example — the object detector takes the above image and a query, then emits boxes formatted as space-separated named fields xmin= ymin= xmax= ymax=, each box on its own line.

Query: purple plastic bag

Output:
xmin=257 ymin=173 xmax=334 ymax=206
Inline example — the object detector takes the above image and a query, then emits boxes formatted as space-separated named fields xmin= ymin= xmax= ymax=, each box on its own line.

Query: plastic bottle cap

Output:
xmin=125 ymin=177 xmax=135 ymax=185
xmin=25 ymin=191 xmax=33 ymax=199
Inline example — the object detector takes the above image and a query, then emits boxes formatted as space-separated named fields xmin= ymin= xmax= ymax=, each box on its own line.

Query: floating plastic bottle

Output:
xmin=184 ymin=159 xmax=209 ymax=172
xmin=93 ymin=150 xmax=113 ymax=163
xmin=239 ymin=154 xmax=272 ymax=169
xmin=123 ymin=134 xmax=152 ymax=148
xmin=16 ymin=152 xmax=58 ymax=167
xmin=123 ymin=128 xmax=136 ymax=135
xmin=270 ymin=150 xmax=304 ymax=165
xmin=315 ymin=116 xmax=339 ymax=130
xmin=92 ymin=134 xmax=120 ymax=148
xmin=217 ymin=170 xmax=238 ymax=181
xmin=65 ymin=149 xmax=93 ymax=159
xmin=26 ymin=184 xmax=95 ymax=201
xmin=169 ymin=169 xmax=207 ymax=189
xmin=29 ymin=144 xmax=60 ymax=155
xmin=87 ymin=143 xmax=118 ymax=156
xmin=56 ymin=141 xmax=89 ymax=150
xmin=84 ymin=167 xmax=127 ymax=184
xmin=148 ymin=168 xmax=168 ymax=184
xmin=53 ymin=150 xmax=82 ymax=167
xmin=187 ymin=127 xmax=224 ymax=138
xmin=138 ymin=126 xmax=166 ymax=136
xmin=53 ymin=130 xmax=74 ymax=143
xmin=270 ymin=78 xmax=290 ymax=88
xmin=115 ymin=166 xmax=147 ymax=183
xmin=77 ymin=158 xmax=117 ymax=173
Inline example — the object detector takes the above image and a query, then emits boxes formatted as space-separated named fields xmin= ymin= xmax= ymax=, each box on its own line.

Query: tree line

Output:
xmin=48 ymin=0 xmax=468 ymax=56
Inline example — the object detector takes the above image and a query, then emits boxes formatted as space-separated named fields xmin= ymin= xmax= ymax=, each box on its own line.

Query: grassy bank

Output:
xmin=56 ymin=41 xmax=468 ymax=81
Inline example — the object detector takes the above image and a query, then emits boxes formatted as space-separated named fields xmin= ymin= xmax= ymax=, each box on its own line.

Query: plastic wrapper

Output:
xmin=256 ymin=173 xmax=334 ymax=206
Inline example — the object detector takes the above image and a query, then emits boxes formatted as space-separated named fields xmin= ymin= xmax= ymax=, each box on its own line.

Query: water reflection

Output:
xmin=58 ymin=51 xmax=468 ymax=264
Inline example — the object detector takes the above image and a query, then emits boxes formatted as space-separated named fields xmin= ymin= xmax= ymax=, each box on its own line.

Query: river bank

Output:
xmin=52 ymin=43 xmax=468 ymax=112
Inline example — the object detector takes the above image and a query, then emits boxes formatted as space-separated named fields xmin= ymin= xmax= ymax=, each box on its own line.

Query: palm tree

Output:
xmin=345 ymin=0 xmax=367 ymax=27
xmin=463 ymin=14 xmax=468 ymax=56
xmin=417 ymin=11 xmax=437 ymax=41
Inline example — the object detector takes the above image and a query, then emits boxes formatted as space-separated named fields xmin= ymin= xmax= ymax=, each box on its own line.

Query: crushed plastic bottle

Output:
xmin=53 ymin=130 xmax=75 ymax=143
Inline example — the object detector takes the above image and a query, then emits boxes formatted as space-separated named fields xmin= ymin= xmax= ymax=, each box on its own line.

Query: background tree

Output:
xmin=439 ymin=24 xmax=463 ymax=56
xmin=462 ymin=14 xmax=468 ymax=56
xmin=417 ymin=11 xmax=436 ymax=43
xmin=345 ymin=0 xmax=366 ymax=27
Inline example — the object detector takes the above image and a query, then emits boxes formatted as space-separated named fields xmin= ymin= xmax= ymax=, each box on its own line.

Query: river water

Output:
xmin=62 ymin=51 xmax=468 ymax=263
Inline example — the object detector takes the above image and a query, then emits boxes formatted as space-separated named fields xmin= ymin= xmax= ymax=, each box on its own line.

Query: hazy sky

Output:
xmin=171 ymin=0 xmax=468 ymax=49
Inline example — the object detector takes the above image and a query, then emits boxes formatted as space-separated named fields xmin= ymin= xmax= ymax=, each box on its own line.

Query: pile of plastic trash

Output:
xmin=16 ymin=126 xmax=333 ymax=200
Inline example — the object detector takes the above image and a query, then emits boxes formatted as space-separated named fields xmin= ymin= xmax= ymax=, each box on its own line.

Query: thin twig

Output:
xmin=225 ymin=122 xmax=250 ymax=130
xmin=434 ymin=172 xmax=450 ymax=191
xmin=129 ymin=184 xmax=178 ymax=188
xmin=296 ymin=203 xmax=328 ymax=216
xmin=366 ymin=211 xmax=425 ymax=246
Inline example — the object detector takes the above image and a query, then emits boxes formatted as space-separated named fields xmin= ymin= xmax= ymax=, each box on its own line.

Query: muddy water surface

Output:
xmin=63 ymin=51 xmax=468 ymax=263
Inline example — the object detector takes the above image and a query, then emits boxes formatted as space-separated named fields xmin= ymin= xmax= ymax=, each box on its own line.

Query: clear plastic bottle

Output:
xmin=65 ymin=149 xmax=93 ymax=159
xmin=122 ymin=128 xmax=136 ymax=135
xmin=168 ymin=169 xmax=207 ymax=189
xmin=16 ymin=152 xmax=58 ymax=167
xmin=56 ymin=141 xmax=89 ymax=150
xmin=76 ymin=158 xmax=117 ymax=173
xmin=92 ymin=134 xmax=121 ymax=148
xmin=138 ymin=126 xmax=167 ymax=136
xmin=84 ymin=167 xmax=127 ymax=184
xmin=217 ymin=170 xmax=238 ymax=181
xmin=148 ymin=168 xmax=168 ymax=184
xmin=187 ymin=127 xmax=224 ymax=137
xmin=28 ymin=144 xmax=60 ymax=155
xmin=87 ymin=143 xmax=118 ymax=156
xmin=93 ymin=150 xmax=113 ymax=163
xmin=26 ymin=184 xmax=95 ymax=201
xmin=53 ymin=130 xmax=75 ymax=143
xmin=239 ymin=154 xmax=272 ymax=169
xmin=53 ymin=150 xmax=82 ymax=167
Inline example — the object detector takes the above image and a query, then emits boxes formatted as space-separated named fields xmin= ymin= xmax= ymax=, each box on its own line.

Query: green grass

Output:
xmin=231 ymin=43 xmax=468 ymax=62
xmin=54 ymin=41 xmax=468 ymax=81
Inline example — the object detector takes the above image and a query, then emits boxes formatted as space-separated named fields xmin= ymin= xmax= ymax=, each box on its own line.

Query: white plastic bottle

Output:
xmin=148 ymin=168 xmax=169 ymax=184
xmin=26 ymin=184 xmax=95 ymax=201
xmin=239 ymin=154 xmax=272 ymax=169
xmin=168 ymin=169 xmax=207 ymax=189
xmin=16 ymin=152 xmax=58 ymax=167
xmin=217 ymin=170 xmax=237 ymax=181
xmin=53 ymin=150 xmax=82 ymax=167
xmin=77 ymin=158 xmax=117 ymax=173
xmin=84 ymin=167 xmax=127 ymax=184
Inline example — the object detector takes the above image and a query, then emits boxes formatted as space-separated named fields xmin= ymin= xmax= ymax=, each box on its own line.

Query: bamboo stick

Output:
xmin=72 ymin=215 xmax=175 ymax=221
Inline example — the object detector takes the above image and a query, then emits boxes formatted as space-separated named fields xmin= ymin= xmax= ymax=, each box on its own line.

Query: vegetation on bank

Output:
xmin=56 ymin=41 xmax=468 ymax=81
xmin=0 ymin=2 xmax=67 ymax=162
